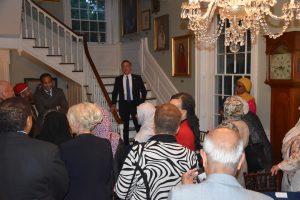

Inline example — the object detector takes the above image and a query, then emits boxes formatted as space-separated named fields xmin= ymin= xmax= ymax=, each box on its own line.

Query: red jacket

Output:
xmin=176 ymin=120 xmax=195 ymax=151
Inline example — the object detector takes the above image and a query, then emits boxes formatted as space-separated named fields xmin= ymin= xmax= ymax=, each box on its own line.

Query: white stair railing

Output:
xmin=21 ymin=0 xmax=123 ymax=134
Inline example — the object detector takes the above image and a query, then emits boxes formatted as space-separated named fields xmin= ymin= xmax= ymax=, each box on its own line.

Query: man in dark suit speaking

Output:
xmin=111 ymin=60 xmax=147 ymax=145
xmin=0 ymin=97 xmax=68 ymax=199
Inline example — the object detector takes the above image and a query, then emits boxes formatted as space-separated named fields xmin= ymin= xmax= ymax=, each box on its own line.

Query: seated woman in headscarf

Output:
xmin=36 ymin=110 xmax=72 ymax=146
xmin=134 ymin=102 xmax=156 ymax=143
xmin=221 ymin=96 xmax=249 ymax=187
xmin=235 ymin=77 xmax=256 ymax=114
xmin=271 ymin=116 xmax=300 ymax=192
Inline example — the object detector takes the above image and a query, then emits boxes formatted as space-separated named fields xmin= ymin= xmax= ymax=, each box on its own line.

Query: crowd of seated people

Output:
xmin=1 ymin=79 xmax=300 ymax=200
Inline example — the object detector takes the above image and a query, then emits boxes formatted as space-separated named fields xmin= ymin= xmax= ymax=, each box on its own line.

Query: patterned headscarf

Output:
xmin=92 ymin=106 xmax=120 ymax=157
xmin=223 ymin=96 xmax=244 ymax=121
xmin=217 ymin=120 xmax=239 ymax=133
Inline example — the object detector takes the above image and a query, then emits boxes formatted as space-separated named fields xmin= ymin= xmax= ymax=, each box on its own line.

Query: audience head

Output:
xmin=170 ymin=92 xmax=201 ymax=149
xmin=236 ymin=77 xmax=252 ymax=95
xmin=14 ymin=82 xmax=33 ymax=103
xmin=67 ymin=102 xmax=103 ymax=134
xmin=121 ymin=60 xmax=132 ymax=75
xmin=233 ymin=95 xmax=249 ymax=115
xmin=38 ymin=111 xmax=71 ymax=145
xmin=40 ymin=73 xmax=53 ymax=91
xmin=0 ymin=97 xmax=32 ymax=134
xmin=0 ymin=80 xmax=15 ymax=102
xmin=201 ymin=127 xmax=244 ymax=176
xmin=137 ymin=102 xmax=156 ymax=126
xmin=154 ymin=103 xmax=181 ymax=135
xmin=223 ymin=96 xmax=244 ymax=121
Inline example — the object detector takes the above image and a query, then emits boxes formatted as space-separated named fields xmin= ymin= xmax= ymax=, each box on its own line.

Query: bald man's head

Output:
xmin=0 ymin=81 xmax=15 ymax=102
xmin=201 ymin=127 xmax=244 ymax=175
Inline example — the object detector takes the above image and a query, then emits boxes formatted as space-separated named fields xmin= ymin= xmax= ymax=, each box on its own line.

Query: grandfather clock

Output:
xmin=265 ymin=31 xmax=300 ymax=163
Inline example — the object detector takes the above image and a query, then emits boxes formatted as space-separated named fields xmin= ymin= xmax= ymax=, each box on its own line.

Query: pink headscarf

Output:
xmin=92 ymin=106 xmax=120 ymax=157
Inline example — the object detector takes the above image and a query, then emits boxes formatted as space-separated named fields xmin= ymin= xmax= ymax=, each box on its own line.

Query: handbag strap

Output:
xmin=124 ymin=143 xmax=145 ymax=200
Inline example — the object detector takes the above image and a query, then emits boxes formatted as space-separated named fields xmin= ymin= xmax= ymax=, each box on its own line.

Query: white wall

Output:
xmin=0 ymin=0 xmax=22 ymax=37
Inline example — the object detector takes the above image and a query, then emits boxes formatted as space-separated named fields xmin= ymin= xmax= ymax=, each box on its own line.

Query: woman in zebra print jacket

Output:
xmin=115 ymin=103 xmax=197 ymax=200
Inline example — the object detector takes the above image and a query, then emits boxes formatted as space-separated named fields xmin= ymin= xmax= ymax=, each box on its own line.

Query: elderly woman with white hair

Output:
xmin=60 ymin=102 xmax=113 ymax=200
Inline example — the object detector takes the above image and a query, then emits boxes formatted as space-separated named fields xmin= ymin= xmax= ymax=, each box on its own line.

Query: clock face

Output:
xmin=270 ymin=53 xmax=292 ymax=80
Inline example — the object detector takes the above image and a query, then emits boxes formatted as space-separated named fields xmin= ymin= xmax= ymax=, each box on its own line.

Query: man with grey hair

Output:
xmin=168 ymin=127 xmax=272 ymax=200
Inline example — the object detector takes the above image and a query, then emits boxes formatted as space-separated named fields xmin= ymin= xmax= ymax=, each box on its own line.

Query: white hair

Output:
xmin=203 ymin=134 xmax=243 ymax=168
xmin=67 ymin=102 xmax=103 ymax=131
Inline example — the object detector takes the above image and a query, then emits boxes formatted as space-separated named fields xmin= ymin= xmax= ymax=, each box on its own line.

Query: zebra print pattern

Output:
xmin=115 ymin=140 xmax=197 ymax=200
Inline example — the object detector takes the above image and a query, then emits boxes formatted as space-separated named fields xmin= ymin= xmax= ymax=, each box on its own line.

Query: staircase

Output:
xmin=20 ymin=0 xmax=123 ymax=135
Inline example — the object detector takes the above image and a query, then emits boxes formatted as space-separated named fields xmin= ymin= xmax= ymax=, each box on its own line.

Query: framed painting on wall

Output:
xmin=141 ymin=9 xmax=151 ymax=31
xmin=154 ymin=14 xmax=169 ymax=51
xmin=121 ymin=0 xmax=139 ymax=36
xmin=172 ymin=35 xmax=190 ymax=76
xmin=151 ymin=0 xmax=160 ymax=13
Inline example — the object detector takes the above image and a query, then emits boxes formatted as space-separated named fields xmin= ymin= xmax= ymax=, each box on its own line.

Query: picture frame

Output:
xmin=172 ymin=35 xmax=191 ymax=76
xmin=151 ymin=0 xmax=160 ymax=13
xmin=141 ymin=9 xmax=151 ymax=31
xmin=121 ymin=0 xmax=139 ymax=36
xmin=154 ymin=15 xmax=169 ymax=51
xmin=24 ymin=78 xmax=58 ymax=92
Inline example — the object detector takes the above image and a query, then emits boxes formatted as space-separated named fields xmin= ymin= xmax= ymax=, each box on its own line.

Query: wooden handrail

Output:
xmin=82 ymin=35 xmax=123 ymax=124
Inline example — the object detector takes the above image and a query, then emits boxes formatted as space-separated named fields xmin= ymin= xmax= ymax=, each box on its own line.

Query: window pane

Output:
xmin=217 ymin=55 xmax=224 ymax=74
xmin=90 ymin=32 xmax=98 ymax=42
xmin=226 ymin=54 xmax=234 ymax=74
xmin=97 ymin=11 xmax=105 ymax=21
xmin=71 ymin=0 xmax=79 ymax=8
xmin=218 ymin=34 xmax=225 ymax=54
xmin=224 ymin=76 xmax=232 ymax=95
xmin=80 ymin=9 xmax=88 ymax=20
xmin=71 ymin=9 xmax=80 ymax=19
xmin=72 ymin=20 xmax=80 ymax=31
xmin=247 ymin=31 xmax=251 ymax=51
xmin=80 ymin=0 xmax=88 ymax=9
xmin=215 ymin=76 xmax=222 ymax=94
xmin=100 ymin=33 xmax=106 ymax=42
xmin=81 ymin=21 xmax=89 ymax=31
xmin=98 ymin=22 xmax=106 ymax=32
xmin=236 ymin=53 xmax=245 ymax=74
xmin=90 ymin=21 xmax=97 ymax=31
xmin=247 ymin=53 xmax=251 ymax=74
xmin=89 ymin=10 xmax=97 ymax=20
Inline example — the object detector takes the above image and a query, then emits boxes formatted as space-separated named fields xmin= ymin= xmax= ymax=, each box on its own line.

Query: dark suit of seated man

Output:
xmin=0 ymin=97 xmax=69 ymax=200
xmin=34 ymin=73 xmax=68 ymax=122
xmin=111 ymin=60 xmax=147 ymax=145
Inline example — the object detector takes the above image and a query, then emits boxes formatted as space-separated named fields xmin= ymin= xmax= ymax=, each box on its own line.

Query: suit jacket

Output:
xmin=60 ymin=134 xmax=113 ymax=200
xmin=34 ymin=85 xmax=68 ymax=118
xmin=168 ymin=174 xmax=273 ymax=200
xmin=111 ymin=74 xmax=147 ymax=106
xmin=0 ymin=131 xmax=69 ymax=200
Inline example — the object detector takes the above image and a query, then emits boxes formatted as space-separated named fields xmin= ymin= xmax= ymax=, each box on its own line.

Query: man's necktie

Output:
xmin=126 ymin=76 xmax=131 ymax=101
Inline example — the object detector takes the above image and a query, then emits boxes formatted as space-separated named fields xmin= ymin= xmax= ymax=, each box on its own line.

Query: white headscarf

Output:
xmin=134 ymin=102 xmax=156 ymax=143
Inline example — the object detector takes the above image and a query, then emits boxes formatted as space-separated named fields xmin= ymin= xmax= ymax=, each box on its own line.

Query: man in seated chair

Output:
xmin=0 ymin=97 xmax=68 ymax=199
xmin=168 ymin=127 xmax=272 ymax=200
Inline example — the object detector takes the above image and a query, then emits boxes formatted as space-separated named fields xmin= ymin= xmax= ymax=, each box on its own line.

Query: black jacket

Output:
xmin=111 ymin=74 xmax=147 ymax=105
xmin=60 ymin=134 xmax=113 ymax=200
xmin=0 ymin=132 xmax=69 ymax=200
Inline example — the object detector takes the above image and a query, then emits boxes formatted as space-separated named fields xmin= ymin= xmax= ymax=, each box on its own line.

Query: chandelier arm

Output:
xmin=260 ymin=17 xmax=291 ymax=39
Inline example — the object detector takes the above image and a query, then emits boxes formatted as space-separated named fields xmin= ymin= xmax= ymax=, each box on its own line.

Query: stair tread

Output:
xmin=72 ymin=70 xmax=83 ymax=72
xmin=47 ymin=55 xmax=62 ymax=57
xmin=33 ymin=46 xmax=49 ymax=48
xmin=60 ymin=62 xmax=75 ymax=64
xmin=23 ymin=37 xmax=35 ymax=40
xmin=107 ymin=89 xmax=151 ymax=94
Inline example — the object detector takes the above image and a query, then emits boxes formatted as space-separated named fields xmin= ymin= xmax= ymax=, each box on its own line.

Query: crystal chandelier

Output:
xmin=181 ymin=0 xmax=300 ymax=53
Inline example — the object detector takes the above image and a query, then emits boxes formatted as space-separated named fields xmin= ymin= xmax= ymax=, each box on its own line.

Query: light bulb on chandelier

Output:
xmin=181 ymin=0 xmax=300 ymax=53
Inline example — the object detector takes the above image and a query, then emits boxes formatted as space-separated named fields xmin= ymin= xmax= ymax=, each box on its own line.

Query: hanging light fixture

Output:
xmin=181 ymin=0 xmax=300 ymax=53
